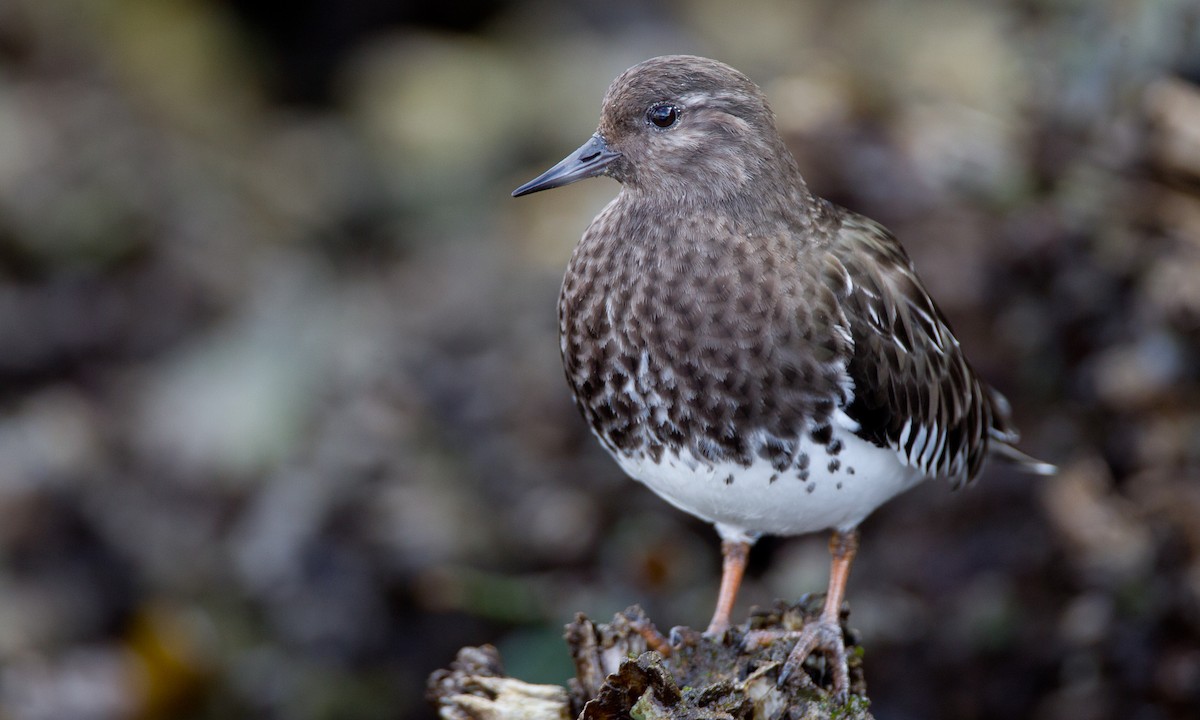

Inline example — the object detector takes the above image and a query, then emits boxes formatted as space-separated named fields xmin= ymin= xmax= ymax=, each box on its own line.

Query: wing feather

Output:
xmin=826 ymin=212 xmax=1029 ymax=486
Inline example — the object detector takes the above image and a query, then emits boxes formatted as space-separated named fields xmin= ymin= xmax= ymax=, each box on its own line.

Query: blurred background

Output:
xmin=1 ymin=0 xmax=1198 ymax=718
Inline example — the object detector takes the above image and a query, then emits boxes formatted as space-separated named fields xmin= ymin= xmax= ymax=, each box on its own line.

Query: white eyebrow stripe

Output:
xmin=679 ymin=90 xmax=748 ymax=107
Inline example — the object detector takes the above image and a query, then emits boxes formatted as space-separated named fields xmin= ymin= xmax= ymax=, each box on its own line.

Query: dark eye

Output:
xmin=646 ymin=103 xmax=679 ymax=128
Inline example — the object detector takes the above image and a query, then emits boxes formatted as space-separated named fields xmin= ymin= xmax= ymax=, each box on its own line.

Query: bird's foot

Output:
xmin=702 ymin=617 xmax=730 ymax=642
xmin=745 ymin=617 xmax=850 ymax=702
xmin=621 ymin=609 xmax=674 ymax=657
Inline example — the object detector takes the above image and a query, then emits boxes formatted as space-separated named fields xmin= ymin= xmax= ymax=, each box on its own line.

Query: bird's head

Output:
xmin=514 ymin=55 xmax=798 ymax=204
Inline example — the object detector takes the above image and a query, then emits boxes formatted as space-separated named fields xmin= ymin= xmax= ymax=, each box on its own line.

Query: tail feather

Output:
xmin=986 ymin=386 xmax=1019 ymax=443
xmin=989 ymin=440 xmax=1057 ymax=476
xmin=985 ymin=385 xmax=1054 ymax=475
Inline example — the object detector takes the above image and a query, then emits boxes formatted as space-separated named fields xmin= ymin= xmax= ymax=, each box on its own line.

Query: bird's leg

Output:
xmin=705 ymin=539 xmax=751 ymax=636
xmin=745 ymin=528 xmax=860 ymax=701
xmin=781 ymin=528 xmax=858 ymax=696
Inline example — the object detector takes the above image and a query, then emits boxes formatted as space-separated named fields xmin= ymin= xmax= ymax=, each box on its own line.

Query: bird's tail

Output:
xmin=986 ymin=386 xmax=1057 ymax=475
xmin=988 ymin=438 xmax=1058 ymax=476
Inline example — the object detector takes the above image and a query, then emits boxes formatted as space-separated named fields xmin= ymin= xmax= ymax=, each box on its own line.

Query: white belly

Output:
xmin=611 ymin=421 xmax=924 ymax=542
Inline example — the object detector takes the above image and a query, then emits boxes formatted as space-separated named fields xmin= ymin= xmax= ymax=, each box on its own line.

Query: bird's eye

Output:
xmin=646 ymin=103 xmax=679 ymax=128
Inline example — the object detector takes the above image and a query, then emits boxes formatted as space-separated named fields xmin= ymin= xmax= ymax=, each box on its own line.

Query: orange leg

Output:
xmin=816 ymin=529 xmax=858 ymax=627
xmin=745 ymin=528 xmax=860 ymax=702
xmin=781 ymin=529 xmax=859 ymax=699
xmin=705 ymin=539 xmax=751 ymax=636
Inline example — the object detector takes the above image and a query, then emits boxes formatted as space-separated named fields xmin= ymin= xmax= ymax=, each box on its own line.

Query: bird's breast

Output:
xmin=558 ymin=209 xmax=854 ymax=478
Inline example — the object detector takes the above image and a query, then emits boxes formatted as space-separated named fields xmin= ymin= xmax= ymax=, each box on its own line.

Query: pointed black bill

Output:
xmin=512 ymin=134 xmax=620 ymax=197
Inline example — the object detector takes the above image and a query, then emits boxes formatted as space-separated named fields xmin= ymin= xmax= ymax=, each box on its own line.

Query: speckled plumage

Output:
xmin=514 ymin=55 xmax=1051 ymax=697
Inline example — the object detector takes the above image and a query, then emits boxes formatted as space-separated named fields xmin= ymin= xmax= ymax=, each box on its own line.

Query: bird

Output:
xmin=512 ymin=55 xmax=1053 ymax=699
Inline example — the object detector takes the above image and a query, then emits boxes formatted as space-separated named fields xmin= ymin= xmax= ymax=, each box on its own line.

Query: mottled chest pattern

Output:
xmin=558 ymin=199 xmax=852 ymax=473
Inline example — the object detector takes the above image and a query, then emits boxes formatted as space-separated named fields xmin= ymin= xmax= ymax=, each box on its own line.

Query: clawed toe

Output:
xmin=747 ymin=619 xmax=849 ymax=701
xmin=782 ymin=619 xmax=849 ymax=700
xmin=623 ymin=612 xmax=674 ymax=656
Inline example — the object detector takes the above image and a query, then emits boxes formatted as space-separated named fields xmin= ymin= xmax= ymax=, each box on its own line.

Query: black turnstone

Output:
xmin=513 ymin=55 xmax=1054 ymax=699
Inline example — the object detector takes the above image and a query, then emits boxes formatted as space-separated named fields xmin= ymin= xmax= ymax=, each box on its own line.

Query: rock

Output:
xmin=427 ymin=645 xmax=570 ymax=720
xmin=429 ymin=602 xmax=873 ymax=720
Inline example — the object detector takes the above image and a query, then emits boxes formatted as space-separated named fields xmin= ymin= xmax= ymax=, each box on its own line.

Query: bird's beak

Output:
xmin=512 ymin=134 xmax=620 ymax=197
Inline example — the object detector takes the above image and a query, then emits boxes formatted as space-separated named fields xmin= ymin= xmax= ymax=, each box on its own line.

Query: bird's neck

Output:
xmin=621 ymin=169 xmax=818 ymax=230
